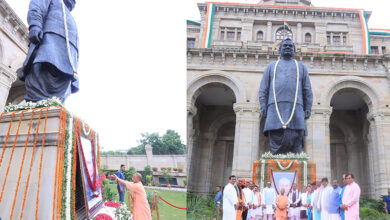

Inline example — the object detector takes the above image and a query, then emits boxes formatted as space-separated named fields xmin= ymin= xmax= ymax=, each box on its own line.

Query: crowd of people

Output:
xmin=219 ymin=173 xmax=361 ymax=220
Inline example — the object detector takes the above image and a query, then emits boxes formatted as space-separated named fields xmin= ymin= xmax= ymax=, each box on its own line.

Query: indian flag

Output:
xmin=202 ymin=3 xmax=215 ymax=48
xmin=358 ymin=10 xmax=371 ymax=54
xmin=284 ymin=21 xmax=291 ymax=31
xmin=369 ymin=29 xmax=390 ymax=36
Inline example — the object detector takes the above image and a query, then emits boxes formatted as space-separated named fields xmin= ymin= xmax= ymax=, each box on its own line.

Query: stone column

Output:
xmin=186 ymin=103 xmax=197 ymax=191
xmin=315 ymin=22 xmax=326 ymax=48
xmin=305 ymin=106 xmax=332 ymax=179
xmin=297 ymin=23 xmax=302 ymax=43
xmin=344 ymin=137 xmax=361 ymax=181
xmin=198 ymin=131 xmax=216 ymax=195
xmin=145 ymin=144 xmax=153 ymax=167
xmin=367 ymin=110 xmax=390 ymax=197
xmin=241 ymin=18 xmax=254 ymax=48
xmin=232 ymin=102 xmax=260 ymax=178
xmin=267 ymin=21 xmax=273 ymax=41
xmin=0 ymin=67 xmax=17 ymax=112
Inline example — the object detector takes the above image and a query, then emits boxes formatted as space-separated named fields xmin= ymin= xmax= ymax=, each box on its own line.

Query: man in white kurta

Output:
xmin=223 ymin=175 xmax=239 ymax=220
xmin=319 ymin=177 xmax=333 ymax=220
xmin=288 ymin=184 xmax=301 ymax=220
xmin=243 ymin=182 xmax=259 ymax=220
xmin=261 ymin=182 xmax=276 ymax=220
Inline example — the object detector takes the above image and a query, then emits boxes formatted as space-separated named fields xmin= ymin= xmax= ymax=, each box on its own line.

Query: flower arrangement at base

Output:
xmin=115 ymin=202 xmax=132 ymax=220
xmin=3 ymin=97 xmax=63 ymax=113
xmin=104 ymin=201 xmax=121 ymax=208
xmin=94 ymin=213 xmax=113 ymax=220
xmin=261 ymin=151 xmax=310 ymax=161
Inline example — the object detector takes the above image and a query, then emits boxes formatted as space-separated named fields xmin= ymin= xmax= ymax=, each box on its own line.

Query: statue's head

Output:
xmin=64 ymin=0 xmax=76 ymax=11
xmin=279 ymin=38 xmax=295 ymax=59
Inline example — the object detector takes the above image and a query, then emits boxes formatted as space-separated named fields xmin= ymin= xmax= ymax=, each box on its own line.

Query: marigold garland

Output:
xmin=72 ymin=118 xmax=79 ymax=218
xmin=20 ymin=109 xmax=43 ymax=219
xmin=57 ymin=111 xmax=67 ymax=219
xmin=35 ymin=109 xmax=49 ymax=219
xmin=0 ymin=112 xmax=15 ymax=169
xmin=10 ymin=109 xmax=36 ymax=219
xmin=52 ymin=109 xmax=63 ymax=219
xmin=0 ymin=110 xmax=27 ymax=202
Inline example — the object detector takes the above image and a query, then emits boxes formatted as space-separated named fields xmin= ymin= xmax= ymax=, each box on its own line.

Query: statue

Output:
xmin=19 ymin=0 xmax=79 ymax=103
xmin=259 ymin=38 xmax=313 ymax=154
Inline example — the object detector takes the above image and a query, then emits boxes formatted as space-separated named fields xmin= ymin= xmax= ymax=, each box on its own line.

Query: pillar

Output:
xmin=241 ymin=18 xmax=254 ymax=48
xmin=0 ymin=67 xmax=17 ymax=112
xmin=186 ymin=103 xmax=197 ymax=191
xmin=344 ymin=137 xmax=361 ymax=182
xmin=297 ymin=23 xmax=302 ymax=43
xmin=145 ymin=144 xmax=153 ymax=167
xmin=232 ymin=102 xmax=260 ymax=178
xmin=267 ymin=21 xmax=272 ymax=41
xmin=305 ymin=105 xmax=332 ymax=179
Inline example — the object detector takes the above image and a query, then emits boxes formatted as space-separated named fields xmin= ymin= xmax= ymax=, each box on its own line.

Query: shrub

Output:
xmin=146 ymin=175 xmax=152 ymax=185
xmin=183 ymin=178 xmax=187 ymax=186
xmin=103 ymin=179 xmax=116 ymax=201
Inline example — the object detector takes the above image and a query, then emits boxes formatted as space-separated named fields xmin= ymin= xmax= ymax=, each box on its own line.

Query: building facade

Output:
xmin=0 ymin=0 xmax=28 ymax=112
xmin=187 ymin=0 xmax=390 ymax=198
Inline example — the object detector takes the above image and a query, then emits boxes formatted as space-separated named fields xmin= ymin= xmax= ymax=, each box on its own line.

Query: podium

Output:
xmin=0 ymin=106 xmax=103 ymax=219
xmin=252 ymin=152 xmax=316 ymax=193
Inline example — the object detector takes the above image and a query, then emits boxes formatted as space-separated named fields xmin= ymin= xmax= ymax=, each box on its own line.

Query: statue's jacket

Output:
xmin=21 ymin=0 xmax=79 ymax=93
xmin=259 ymin=59 xmax=313 ymax=135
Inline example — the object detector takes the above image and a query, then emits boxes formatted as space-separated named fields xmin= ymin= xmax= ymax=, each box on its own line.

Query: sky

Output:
xmin=7 ymin=0 xmax=389 ymax=151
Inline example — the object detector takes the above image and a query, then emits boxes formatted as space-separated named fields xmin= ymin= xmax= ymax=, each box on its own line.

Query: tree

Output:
xmin=124 ymin=166 xmax=136 ymax=181
xmin=127 ymin=130 xmax=186 ymax=155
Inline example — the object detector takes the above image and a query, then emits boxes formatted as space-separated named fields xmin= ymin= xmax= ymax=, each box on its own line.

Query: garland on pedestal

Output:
xmin=0 ymin=99 xmax=103 ymax=220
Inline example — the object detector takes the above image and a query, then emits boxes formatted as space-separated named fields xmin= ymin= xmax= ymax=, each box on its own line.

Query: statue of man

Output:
xmin=259 ymin=38 xmax=313 ymax=154
xmin=19 ymin=0 xmax=79 ymax=102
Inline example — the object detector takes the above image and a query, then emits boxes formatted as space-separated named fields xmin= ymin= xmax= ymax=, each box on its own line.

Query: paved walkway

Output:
xmin=145 ymin=186 xmax=187 ymax=192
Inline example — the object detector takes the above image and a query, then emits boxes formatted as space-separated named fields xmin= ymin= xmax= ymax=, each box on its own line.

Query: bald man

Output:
xmin=113 ymin=172 xmax=151 ymax=220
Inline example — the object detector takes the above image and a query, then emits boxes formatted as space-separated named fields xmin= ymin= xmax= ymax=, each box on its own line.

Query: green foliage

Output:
xmin=187 ymin=193 xmax=217 ymax=219
xmin=127 ymin=130 xmax=186 ymax=155
xmin=360 ymin=195 xmax=386 ymax=213
xmin=146 ymin=175 xmax=152 ymax=185
xmin=144 ymin=165 xmax=152 ymax=176
xmin=103 ymin=179 xmax=117 ymax=201
xmin=162 ymin=169 xmax=173 ymax=185
xmin=100 ymin=150 xmax=127 ymax=155
xmin=124 ymin=167 xmax=136 ymax=181
xmin=360 ymin=207 xmax=390 ymax=220
xmin=183 ymin=178 xmax=187 ymax=186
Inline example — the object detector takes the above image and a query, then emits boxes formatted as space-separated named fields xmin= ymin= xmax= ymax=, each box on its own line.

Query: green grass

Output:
xmin=106 ymin=184 xmax=186 ymax=220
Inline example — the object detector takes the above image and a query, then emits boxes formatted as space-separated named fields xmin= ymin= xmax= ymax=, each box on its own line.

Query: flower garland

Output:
xmin=10 ymin=109 xmax=37 ymax=219
xmin=35 ymin=109 xmax=49 ymax=219
xmin=276 ymin=160 xmax=294 ymax=170
xmin=261 ymin=151 xmax=310 ymax=161
xmin=0 ymin=110 xmax=27 ymax=202
xmin=53 ymin=109 xmax=64 ymax=219
xmin=20 ymin=109 xmax=43 ymax=219
xmin=3 ymin=97 xmax=63 ymax=113
xmin=0 ymin=112 xmax=15 ymax=168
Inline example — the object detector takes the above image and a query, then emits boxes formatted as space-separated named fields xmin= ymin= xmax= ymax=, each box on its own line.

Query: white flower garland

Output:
xmin=3 ymin=97 xmax=63 ymax=113
xmin=65 ymin=115 xmax=73 ymax=220
xmin=303 ymin=161 xmax=307 ymax=187
xmin=82 ymin=121 xmax=91 ymax=136
xmin=261 ymin=152 xmax=309 ymax=161
xmin=272 ymin=59 xmax=299 ymax=129
xmin=260 ymin=160 xmax=265 ymax=190
xmin=276 ymin=161 xmax=294 ymax=170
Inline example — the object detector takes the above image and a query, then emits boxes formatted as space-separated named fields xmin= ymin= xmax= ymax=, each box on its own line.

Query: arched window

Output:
xmin=275 ymin=28 xmax=293 ymax=41
xmin=305 ymin=33 xmax=312 ymax=43
xmin=257 ymin=31 xmax=264 ymax=41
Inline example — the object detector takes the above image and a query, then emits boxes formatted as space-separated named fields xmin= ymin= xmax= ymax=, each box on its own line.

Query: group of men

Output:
xmin=221 ymin=173 xmax=361 ymax=220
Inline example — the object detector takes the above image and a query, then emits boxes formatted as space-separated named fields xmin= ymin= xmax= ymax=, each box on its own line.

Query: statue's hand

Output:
xmin=304 ymin=110 xmax=311 ymax=119
xmin=28 ymin=26 xmax=43 ymax=45
xmin=261 ymin=109 xmax=267 ymax=117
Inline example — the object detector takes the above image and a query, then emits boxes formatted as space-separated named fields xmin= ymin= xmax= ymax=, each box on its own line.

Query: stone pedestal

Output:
xmin=0 ymin=107 xmax=102 ymax=219
xmin=252 ymin=155 xmax=316 ymax=191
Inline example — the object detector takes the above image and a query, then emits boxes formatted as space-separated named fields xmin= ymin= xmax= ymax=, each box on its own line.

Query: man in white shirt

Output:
xmin=261 ymin=182 xmax=276 ymax=220
xmin=223 ymin=175 xmax=239 ymax=220
xmin=300 ymin=186 xmax=309 ymax=219
xmin=288 ymin=183 xmax=301 ymax=220
xmin=319 ymin=177 xmax=333 ymax=220
xmin=243 ymin=181 xmax=259 ymax=220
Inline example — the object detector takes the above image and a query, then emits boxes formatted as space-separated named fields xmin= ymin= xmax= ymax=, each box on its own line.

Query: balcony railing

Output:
xmin=213 ymin=40 xmax=242 ymax=49
xmin=324 ymin=45 xmax=354 ymax=53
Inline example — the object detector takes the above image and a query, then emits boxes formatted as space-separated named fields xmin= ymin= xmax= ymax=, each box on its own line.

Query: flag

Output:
xmin=284 ymin=21 xmax=291 ymax=31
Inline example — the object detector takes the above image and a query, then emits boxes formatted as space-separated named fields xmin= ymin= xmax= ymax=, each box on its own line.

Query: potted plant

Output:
xmin=178 ymin=168 xmax=183 ymax=173
xmin=146 ymin=175 xmax=152 ymax=186
xmin=152 ymin=167 xmax=158 ymax=172
xmin=167 ymin=167 xmax=172 ymax=172
xmin=160 ymin=167 xmax=166 ymax=171
xmin=162 ymin=169 xmax=172 ymax=188
xmin=173 ymin=168 xmax=178 ymax=172
xmin=183 ymin=177 xmax=187 ymax=187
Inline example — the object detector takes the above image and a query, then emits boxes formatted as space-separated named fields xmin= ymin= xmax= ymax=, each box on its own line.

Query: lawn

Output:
xmin=106 ymin=184 xmax=187 ymax=220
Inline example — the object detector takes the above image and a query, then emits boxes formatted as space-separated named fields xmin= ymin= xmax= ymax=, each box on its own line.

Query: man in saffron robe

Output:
xmin=319 ymin=178 xmax=333 ymax=219
xmin=223 ymin=175 xmax=239 ymax=220
xmin=113 ymin=173 xmax=151 ymax=220
xmin=275 ymin=188 xmax=288 ymax=220
xmin=328 ymin=180 xmax=342 ymax=220
xmin=236 ymin=178 xmax=247 ymax=220
xmin=340 ymin=173 xmax=361 ymax=220
xmin=261 ymin=182 xmax=276 ymax=220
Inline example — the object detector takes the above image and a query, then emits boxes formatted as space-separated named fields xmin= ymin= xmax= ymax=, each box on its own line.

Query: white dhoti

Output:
xmin=288 ymin=207 xmax=301 ymax=219
xmin=329 ymin=213 xmax=341 ymax=220
xmin=321 ymin=210 xmax=329 ymax=219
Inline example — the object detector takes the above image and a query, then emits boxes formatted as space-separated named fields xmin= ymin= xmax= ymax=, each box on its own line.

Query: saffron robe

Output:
xmin=275 ymin=194 xmax=288 ymax=220
xmin=124 ymin=181 xmax=151 ymax=220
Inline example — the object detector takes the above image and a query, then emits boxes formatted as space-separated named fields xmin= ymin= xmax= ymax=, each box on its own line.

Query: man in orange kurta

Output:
xmin=275 ymin=188 xmax=288 ymax=220
xmin=114 ymin=172 xmax=152 ymax=220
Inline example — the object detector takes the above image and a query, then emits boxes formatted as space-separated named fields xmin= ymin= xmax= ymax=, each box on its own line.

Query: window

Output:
xmin=371 ymin=46 xmax=379 ymax=54
xmin=220 ymin=27 xmax=242 ymax=41
xmin=327 ymin=36 xmax=331 ymax=44
xmin=305 ymin=33 xmax=311 ymax=43
xmin=187 ymin=38 xmax=195 ymax=48
xmin=276 ymin=28 xmax=293 ymax=41
xmin=257 ymin=31 xmax=264 ymax=41
xmin=382 ymin=46 xmax=386 ymax=54
xmin=333 ymin=36 xmax=341 ymax=46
